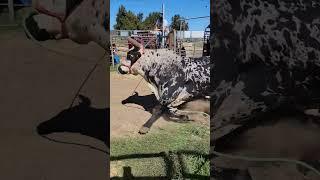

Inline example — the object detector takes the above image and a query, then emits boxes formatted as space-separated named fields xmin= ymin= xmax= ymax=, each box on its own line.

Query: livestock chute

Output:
xmin=202 ymin=24 xmax=210 ymax=57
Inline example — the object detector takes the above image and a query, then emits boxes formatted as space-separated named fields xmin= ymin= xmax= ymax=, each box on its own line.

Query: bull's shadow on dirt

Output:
xmin=121 ymin=91 xmax=159 ymax=113
xmin=110 ymin=150 xmax=209 ymax=179
xmin=36 ymin=95 xmax=109 ymax=151
xmin=121 ymin=91 xmax=194 ymax=134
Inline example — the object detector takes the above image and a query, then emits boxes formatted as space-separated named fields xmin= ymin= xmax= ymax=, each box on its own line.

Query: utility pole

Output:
xmin=161 ymin=3 xmax=165 ymax=48
xmin=8 ymin=0 xmax=14 ymax=22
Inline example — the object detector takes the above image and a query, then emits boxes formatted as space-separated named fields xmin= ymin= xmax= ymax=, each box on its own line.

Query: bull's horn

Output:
xmin=127 ymin=37 xmax=143 ymax=49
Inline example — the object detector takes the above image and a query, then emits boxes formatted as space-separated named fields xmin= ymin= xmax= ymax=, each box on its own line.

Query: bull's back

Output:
xmin=144 ymin=54 xmax=210 ymax=106
xmin=214 ymin=0 xmax=320 ymax=105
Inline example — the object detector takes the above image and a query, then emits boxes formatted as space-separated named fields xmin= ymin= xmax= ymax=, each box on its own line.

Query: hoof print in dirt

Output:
xmin=139 ymin=126 xmax=150 ymax=134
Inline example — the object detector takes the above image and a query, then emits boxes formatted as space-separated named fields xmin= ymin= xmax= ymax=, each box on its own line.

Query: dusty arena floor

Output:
xmin=110 ymin=72 xmax=176 ymax=138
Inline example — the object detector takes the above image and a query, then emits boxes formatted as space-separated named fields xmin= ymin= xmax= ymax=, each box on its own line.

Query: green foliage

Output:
xmin=170 ymin=14 xmax=189 ymax=31
xmin=136 ymin=12 xmax=144 ymax=29
xmin=113 ymin=5 xmax=164 ymax=30
xmin=114 ymin=5 xmax=140 ymax=30
xmin=110 ymin=123 xmax=210 ymax=178
xmin=141 ymin=12 xmax=162 ymax=30
xmin=113 ymin=5 xmax=127 ymax=30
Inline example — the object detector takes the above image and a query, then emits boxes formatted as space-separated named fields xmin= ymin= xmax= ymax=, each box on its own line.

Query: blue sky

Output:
xmin=110 ymin=0 xmax=210 ymax=31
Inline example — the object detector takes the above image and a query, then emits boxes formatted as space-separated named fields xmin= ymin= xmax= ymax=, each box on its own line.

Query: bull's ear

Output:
xmin=78 ymin=95 xmax=91 ymax=106
xmin=133 ymin=91 xmax=139 ymax=96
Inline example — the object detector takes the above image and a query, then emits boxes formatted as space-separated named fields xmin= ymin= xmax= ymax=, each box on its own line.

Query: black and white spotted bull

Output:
xmin=119 ymin=37 xmax=211 ymax=134
xmin=212 ymin=0 xmax=320 ymax=141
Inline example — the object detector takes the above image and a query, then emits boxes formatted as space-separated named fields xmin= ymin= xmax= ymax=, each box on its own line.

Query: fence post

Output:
xmin=173 ymin=30 xmax=176 ymax=53
xmin=110 ymin=37 xmax=114 ymax=69
xmin=193 ymin=43 xmax=195 ymax=58
xmin=8 ymin=0 xmax=14 ymax=22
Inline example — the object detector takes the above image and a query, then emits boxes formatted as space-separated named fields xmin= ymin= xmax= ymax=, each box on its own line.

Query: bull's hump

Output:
xmin=139 ymin=50 xmax=210 ymax=106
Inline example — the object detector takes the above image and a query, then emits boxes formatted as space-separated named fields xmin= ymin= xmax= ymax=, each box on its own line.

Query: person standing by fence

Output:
xmin=112 ymin=43 xmax=120 ymax=65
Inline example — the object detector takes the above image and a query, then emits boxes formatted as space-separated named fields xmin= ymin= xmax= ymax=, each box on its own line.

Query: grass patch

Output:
xmin=110 ymin=64 xmax=118 ymax=72
xmin=110 ymin=123 xmax=210 ymax=179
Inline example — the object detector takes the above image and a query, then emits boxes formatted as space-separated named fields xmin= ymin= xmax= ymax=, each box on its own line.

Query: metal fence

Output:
xmin=110 ymin=33 xmax=205 ymax=68
xmin=0 ymin=0 xmax=32 ymax=23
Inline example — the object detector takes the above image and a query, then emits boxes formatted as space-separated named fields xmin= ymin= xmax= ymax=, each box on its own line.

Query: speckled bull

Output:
xmin=119 ymin=37 xmax=210 ymax=134
xmin=212 ymin=0 xmax=320 ymax=141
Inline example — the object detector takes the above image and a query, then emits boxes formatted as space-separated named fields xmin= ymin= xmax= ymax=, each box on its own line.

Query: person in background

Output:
xmin=112 ymin=43 xmax=120 ymax=64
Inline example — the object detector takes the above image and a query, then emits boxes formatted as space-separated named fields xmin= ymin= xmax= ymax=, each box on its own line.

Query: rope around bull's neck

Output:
xmin=122 ymin=77 xmax=146 ymax=111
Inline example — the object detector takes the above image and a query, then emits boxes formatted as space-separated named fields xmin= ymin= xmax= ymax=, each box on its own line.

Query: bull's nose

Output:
xmin=23 ymin=12 xmax=52 ymax=41
xmin=117 ymin=65 xmax=129 ymax=74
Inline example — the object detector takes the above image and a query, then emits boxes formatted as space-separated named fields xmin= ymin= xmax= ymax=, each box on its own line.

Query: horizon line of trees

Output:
xmin=113 ymin=5 xmax=189 ymax=31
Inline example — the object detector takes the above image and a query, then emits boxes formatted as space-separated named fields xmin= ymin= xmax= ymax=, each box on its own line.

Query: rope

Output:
xmin=130 ymin=77 xmax=144 ymax=96
xmin=211 ymin=150 xmax=320 ymax=177
xmin=122 ymin=77 xmax=146 ymax=111
xmin=40 ymin=135 xmax=109 ymax=154
xmin=68 ymin=51 xmax=107 ymax=109
xmin=22 ymin=11 xmax=108 ymax=109
xmin=0 ymin=24 xmax=19 ymax=27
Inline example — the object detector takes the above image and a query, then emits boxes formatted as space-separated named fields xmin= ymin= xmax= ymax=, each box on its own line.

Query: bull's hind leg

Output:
xmin=139 ymin=105 xmax=164 ymax=134
xmin=166 ymin=99 xmax=210 ymax=124
xmin=167 ymin=107 xmax=209 ymax=125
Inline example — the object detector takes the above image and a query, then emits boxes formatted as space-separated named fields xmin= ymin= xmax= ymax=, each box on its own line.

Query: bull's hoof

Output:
xmin=138 ymin=126 xmax=150 ymax=134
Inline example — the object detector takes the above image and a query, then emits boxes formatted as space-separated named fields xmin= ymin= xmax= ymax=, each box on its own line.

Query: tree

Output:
xmin=170 ymin=14 xmax=189 ymax=31
xmin=137 ymin=12 xmax=144 ymax=29
xmin=137 ymin=12 xmax=143 ymax=22
xmin=114 ymin=6 xmax=139 ymax=30
xmin=142 ymin=12 xmax=161 ymax=30
xmin=113 ymin=5 xmax=127 ymax=30
xmin=124 ymin=10 xmax=140 ymax=30
xmin=114 ymin=5 xmax=166 ymax=30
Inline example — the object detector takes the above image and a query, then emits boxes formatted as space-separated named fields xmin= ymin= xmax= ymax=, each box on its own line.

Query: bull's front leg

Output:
xmin=139 ymin=105 xmax=164 ymax=134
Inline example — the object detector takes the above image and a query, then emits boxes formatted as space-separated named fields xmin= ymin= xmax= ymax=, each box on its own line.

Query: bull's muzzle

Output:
xmin=118 ymin=37 xmax=144 ymax=75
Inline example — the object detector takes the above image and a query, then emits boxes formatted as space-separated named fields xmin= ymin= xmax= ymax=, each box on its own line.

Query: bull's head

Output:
xmin=24 ymin=0 xmax=110 ymax=50
xmin=118 ymin=37 xmax=145 ymax=76
xmin=24 ymin=12 xmax=63 ymax=41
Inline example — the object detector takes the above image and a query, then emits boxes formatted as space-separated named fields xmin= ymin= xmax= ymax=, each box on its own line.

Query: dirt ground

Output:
xmin=110 ymin=72 xmax=176 ymax=138
xmin=0 ymin=30 xmax=108 ymax=179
